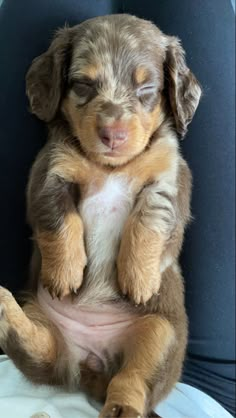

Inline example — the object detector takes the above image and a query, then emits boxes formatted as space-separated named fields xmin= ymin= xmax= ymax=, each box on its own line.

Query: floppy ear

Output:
xmin=26 ymin=27 xmax=73 ymax=122
xmin=165 ymin=36 xmax=202 ymax=138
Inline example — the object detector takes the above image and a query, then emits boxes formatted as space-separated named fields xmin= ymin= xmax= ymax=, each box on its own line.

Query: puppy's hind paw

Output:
xmin=0 ymin=286 xmax=14 ymax=319
xmin=0 ymin=286 xmax=26 ymax=344
xmin=0 ymin=287 xmax=14 ymax=342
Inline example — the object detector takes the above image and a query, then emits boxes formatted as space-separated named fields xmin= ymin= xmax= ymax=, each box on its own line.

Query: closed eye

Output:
xmin=136 ymin=84 xmax=157 ymax=97
xmin=71 ymin=78 xmax=97 ymax=105
xmin=73 ymin=80 xmax=95 ymax=96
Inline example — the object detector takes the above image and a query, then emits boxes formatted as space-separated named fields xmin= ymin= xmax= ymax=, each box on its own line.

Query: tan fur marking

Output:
xmin=37 ymin=212 xmax=87 ymax=299
xmin=49 ymin=141 xmax=97 ymax=184
xmin=78 ymin=64 xmax=100 ymax=80
xmin=49 ymin=141 xmax=109 ymax=196
xmin=120 ymin=141 xmax=176 ymax=190
xmin=135 ymin=67 xmax=149 ymax=84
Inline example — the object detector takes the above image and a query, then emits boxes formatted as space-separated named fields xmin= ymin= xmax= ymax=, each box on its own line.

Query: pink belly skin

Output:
xmin=37 ymin=285 xmax=138 ymax=370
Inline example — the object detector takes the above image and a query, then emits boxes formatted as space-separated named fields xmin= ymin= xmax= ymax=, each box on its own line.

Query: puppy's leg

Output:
xmin=0 ymin=287 xmax=72 ymax=386
xmin=117 ymin=151 xmax=178 ymax=305
xmin=117 ymin=160 xmax=192 ymax=305
xmin=117 ymin=216 xmax=166 ymax=305
xmin=28 ymin=146 xmax=88 ymax=299
xmin=99 ymin=315 xmax=176 ymax=418
xmin=117 ymin=186 xmax=177 ymax=305
xmin=32 ymin=141 xmax=109 ymax=299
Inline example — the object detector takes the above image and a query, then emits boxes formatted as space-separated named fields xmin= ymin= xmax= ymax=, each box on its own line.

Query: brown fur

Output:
xmin=0 ymin=14 xmax=201 ymax=418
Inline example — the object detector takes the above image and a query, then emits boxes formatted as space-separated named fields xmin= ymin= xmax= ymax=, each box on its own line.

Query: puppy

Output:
xmin=0 ymin=14 xmax=201 ymax=418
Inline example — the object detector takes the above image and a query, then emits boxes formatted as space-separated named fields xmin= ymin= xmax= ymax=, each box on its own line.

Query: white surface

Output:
xmin=0 ymin=355 xmax=233 ymax=418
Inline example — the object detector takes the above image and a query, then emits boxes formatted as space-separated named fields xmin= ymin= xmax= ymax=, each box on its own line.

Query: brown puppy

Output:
xmin=0 ymin=15 xmax=201 ymax=418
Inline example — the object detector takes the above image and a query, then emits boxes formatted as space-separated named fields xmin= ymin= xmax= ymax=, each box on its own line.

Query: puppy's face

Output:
xmin=26 ymin=15 xmax=202 ymax=167
xmin=63 ymin=22 xmax=165 ymax=166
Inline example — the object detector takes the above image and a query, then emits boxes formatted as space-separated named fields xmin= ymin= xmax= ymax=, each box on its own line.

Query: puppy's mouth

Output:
xmin=103 ymin=150 xmax=122 ymax=157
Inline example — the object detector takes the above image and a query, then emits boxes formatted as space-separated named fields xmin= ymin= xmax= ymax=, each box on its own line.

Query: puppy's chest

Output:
xmin=79 ymin=175 xmax=134 ymax=268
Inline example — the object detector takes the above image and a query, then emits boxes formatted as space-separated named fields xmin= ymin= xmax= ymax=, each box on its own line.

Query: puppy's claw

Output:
xmin=70 ymin=288 xmax=80 ymax=300
xmin=122 ymin=286 xmax=127 ymax=295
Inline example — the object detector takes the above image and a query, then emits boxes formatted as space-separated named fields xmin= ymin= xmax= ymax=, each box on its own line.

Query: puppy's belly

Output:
xmin=38 ymin=285 xmax=137 ymax=370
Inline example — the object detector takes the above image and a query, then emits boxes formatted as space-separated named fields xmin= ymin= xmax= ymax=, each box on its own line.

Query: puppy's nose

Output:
xmin=98 ymin=126 xmax=128 ymax=149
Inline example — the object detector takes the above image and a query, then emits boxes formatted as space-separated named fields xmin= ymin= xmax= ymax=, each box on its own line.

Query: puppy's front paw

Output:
xmin=41 ymin=243 xmax=87 ymax=299
xmin=117 ymin=257 xmax=161 ymax=305
xmin=99 ymin=403 xmax=143 ymax=418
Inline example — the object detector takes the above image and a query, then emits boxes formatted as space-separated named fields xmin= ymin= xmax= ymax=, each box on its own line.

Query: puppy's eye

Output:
xmin=71 ymin=79 xmax=97 ymax=106
xmin=73 ymin=81 xmax=94 ymax=97
xmin=136 ymin=84 xmax=156 ymax=97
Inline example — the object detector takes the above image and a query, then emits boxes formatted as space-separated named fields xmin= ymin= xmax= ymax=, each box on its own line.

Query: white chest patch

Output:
xmin=80 ymin=176 xmax=133 ymax=278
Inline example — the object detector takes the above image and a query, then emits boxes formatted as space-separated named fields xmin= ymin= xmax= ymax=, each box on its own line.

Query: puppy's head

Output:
xmin=26 ymin=15 xmax=201 ymax=166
